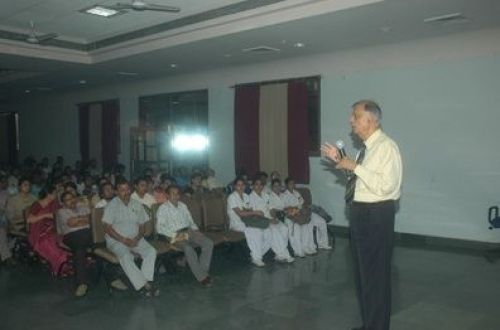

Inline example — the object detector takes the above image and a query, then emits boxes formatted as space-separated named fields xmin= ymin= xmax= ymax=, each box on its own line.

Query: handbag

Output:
xmin=288 ymin=207 xmax=311 ymax=225
xmin=310 ymin=204 xmax=333 ymax=223
xmin=241 ymin=215 xmax=270 ymax=229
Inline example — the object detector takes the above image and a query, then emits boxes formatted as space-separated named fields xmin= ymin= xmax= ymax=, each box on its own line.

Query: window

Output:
xmin=138 ymin=90 xmax=209 ymax=173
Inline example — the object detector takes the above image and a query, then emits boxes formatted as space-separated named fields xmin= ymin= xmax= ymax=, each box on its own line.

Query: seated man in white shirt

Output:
xmin=102 ymin=179 xmax=158 ymax=297
xmin=249 ymin=178 xmax=294 ymax=263
xmin=94 ymin=181 xmax=115 ymax=209
xmin=156 ymin=185 xmax=214 ymax=287
xmin=131 ymin=177 xmax=156 ymax=209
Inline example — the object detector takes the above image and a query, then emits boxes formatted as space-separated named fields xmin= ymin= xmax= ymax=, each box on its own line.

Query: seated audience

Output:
xmin=157 ymin=185 xmax=213 ymax=286
xmin=131 ymin=177 xmax=156 ymax=208
xmin=202 ymin=168 xmax=223 ymax=191
xmin=27 ymin=185 xmax=71 ymax=276
xmin=57 ymin=191 xmax=127 ymax=296
xmin=272 ymin=178 xmax=314 ymax=257
xmin=255 ymin=171 xmax=271 ymax=195
xmin=227 ymin=177 xmax=272 ymax=267
xmin=152 ymin=187 xmax=167 ymax=204
xmin=94 ymin=181 xmax=115 ymax=208
xmin=249 ymin=178 xmax=294 ymax=263
xmin=5 ymin=177 xmax=37 ymax=233
xmin=63 ymin=182 xmax=90 ymax=207
xmin=102 ymin=179 xmax=158 ymax=297
xmin=282 ymin=178 xmax=331 ymax=252
xmin=0 ymin=175 xmax=13 ymax=266
xmin=184 ymin=173 xmax=207 ymax=196
xmin=56 ymin=192 xmax=93 ymax=296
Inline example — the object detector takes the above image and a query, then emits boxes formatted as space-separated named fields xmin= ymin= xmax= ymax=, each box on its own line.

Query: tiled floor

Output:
xmin=1 ymin=237 xmax=499 ymax=330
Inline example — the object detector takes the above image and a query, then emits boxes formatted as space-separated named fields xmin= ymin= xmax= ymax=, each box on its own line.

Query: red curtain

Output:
xmin=234 ymin=85 xmax=260 ymax=178
xmin=78 ymin=104 xmax=90 ymax=162
xmin=288 ymin=81 xmax=310 ymax=183
xmin=101 ymin=100 xmax=120 ymax=169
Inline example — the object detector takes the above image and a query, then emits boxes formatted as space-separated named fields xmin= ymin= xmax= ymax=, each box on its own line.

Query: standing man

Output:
xmin=322 ymin=100 xmax=402 ymax=330
xmin=102 ymin=179 xmax=159 ymax=297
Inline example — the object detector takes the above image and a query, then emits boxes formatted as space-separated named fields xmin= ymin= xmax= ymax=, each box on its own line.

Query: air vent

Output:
xmin=242 ymin=46 xmax=281 ymax=54
xmin=424 ymin=12 xmax=468 ymax=24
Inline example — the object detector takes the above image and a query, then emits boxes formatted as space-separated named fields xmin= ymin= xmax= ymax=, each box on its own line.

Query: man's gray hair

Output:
xmin=352 ymin=99 xmax=382 ymax=123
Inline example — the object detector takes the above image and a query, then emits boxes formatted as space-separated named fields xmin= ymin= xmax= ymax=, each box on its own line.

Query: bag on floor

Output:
xmin=241 ymin=215 xmax=270 ymax=229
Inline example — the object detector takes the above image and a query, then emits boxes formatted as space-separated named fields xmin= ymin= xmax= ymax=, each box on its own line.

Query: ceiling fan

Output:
xmin=26 ymin=21 xmax=58 ymax=44
xmin=110 ymin=1 xmax=181 ymax=13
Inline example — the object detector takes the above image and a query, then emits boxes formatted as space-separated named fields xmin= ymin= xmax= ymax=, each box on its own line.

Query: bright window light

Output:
xmin=172 ymin=134 xmax=209 ymax=152
xmin=83 ymin=6 xmax=120 ymax=18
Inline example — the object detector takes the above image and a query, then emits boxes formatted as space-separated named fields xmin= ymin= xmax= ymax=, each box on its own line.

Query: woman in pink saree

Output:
xmin=27 ymin=185 xmax=71 ymax=276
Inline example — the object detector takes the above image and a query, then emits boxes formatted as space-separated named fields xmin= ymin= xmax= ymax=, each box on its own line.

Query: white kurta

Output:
xmin=280 ymin=189 xmax=330 ymax=250
xmin=227 ymin=191 xmax=271 ymax=261
xmin=248 ymin=191 xmax=291 ymax=260
xmin=280 ymin=190 xmax=316 ymax=255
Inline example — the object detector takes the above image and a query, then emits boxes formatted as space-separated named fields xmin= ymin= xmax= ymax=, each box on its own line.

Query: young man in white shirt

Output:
xmin=156 ymin=185 xmax=213 ymax=286
xmin=282 ymin=178 xmax=332 ymax=251
xmin=248 ymin=178 xmax=294 ymax=263
xmin=227 ymin=177 xmax=272 ymax=267
xmin=131 ymin=177 xmax=156 ymax=209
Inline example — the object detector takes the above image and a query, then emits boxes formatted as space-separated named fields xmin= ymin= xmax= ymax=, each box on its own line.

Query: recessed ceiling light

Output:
xmin=170 ymin=64 xmax=178 ymax=68
xmin=293 ymin=42 xmax=306 ymax=48
xmin=24 ymin=89 xmax=30 ymax=93
xmin=79 ymin=80 xmax=87 ymax=84
xmin=223 ymin=54 xmax=232 ymax=58
xmin=80 ymin=6 xmax=123 ymax=18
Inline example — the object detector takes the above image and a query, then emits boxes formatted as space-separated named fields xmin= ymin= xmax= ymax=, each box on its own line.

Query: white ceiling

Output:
xmin=0 ymin=0 xmax=247 ymax=42
xmin=1 ymin=0 xmax=500 ymax=103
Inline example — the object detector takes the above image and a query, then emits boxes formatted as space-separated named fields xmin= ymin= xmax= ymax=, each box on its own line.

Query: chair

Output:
xmin=201 ymin=192 xmax=244 ymax=245
xmin=89 ymin=207 xmax=121 ymax=291
xmin=181 ymin=194 xmax=204 ymax=230
xmin=488 ymin=206 xmax=500 ymax=230
xmin=485 ymin=206 xmax=500 ymax=262
xmin=9 ymin=206 xmax=36 ymax=264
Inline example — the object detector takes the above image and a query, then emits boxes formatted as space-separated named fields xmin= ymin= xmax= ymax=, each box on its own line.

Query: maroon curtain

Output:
xmin=234 ymin=85 xmax=260 ymax=178
xmin=288 ymin=82 xmax=310 ymax=183
xmin=78 ymin=104 xmax=90 ymax=162
xmin=101 ymin=100 xmax=120 ymax=168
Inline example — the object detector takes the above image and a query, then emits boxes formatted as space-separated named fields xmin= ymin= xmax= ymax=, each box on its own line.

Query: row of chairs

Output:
xmin=88 ymin=187 xmax=314 ymax=288
xmin=8 ymin=187 xmax=316 ymax=290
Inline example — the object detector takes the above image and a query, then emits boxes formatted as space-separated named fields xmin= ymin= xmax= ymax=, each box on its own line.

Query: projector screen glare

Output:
xmin=172 ymin=134 xmax=209 ymax=152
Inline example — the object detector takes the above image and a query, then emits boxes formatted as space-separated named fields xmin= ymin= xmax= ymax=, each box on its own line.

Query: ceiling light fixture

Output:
xmin=79 ymin=80 xmax=87 ymax=84
xmin=423 ymin=12 xmax=465 ymax=23
xmin=80 ymin=6 xmax=123 ymax=18
xmin=293 ymin=42 xmax=305 ymax=48
xmin=170 ymin=64 xmax=178 ymax=68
